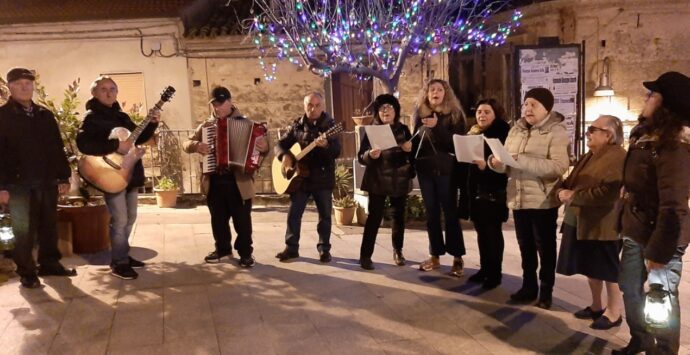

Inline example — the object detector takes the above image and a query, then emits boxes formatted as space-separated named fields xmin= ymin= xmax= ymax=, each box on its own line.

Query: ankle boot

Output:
xmin=393 ymin=249 xmax=406 ymax=266
xmin=536 ymin=286 xmax=552 ymax=309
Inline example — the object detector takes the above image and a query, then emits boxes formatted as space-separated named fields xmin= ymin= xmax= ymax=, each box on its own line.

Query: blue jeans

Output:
xmin=418 ymin=174 xmax=465 ymax=257
xmin=104 ymin=188 xmax=138 ymax=265
xmin=619 ymin=237 xmax=685 ymax=354
xmin=285 ymin=189 xmax=332 ymax=253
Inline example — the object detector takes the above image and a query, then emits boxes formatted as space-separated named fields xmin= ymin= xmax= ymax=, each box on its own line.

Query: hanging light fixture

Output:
xmin=645 ymin=283 xmax=672 ymax=329
xmin=594 ymin=56 xmax=615 ymax=97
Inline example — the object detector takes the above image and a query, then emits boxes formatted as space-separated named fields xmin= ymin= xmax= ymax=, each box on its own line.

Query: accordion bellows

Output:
xmin=202 ymin=117 xmax=267 ymax=175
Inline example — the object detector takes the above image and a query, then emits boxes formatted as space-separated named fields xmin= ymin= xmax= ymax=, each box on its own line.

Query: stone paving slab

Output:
xmin=0 ymin=205 xmax=689 ymax=354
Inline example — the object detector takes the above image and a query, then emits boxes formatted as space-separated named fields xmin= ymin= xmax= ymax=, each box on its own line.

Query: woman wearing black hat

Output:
xmin=358 ymin=94 xmax=414 ymax=270
xmin=614 ymin=71 xmax=690 ymax=355
xmin=489 ymin=87 xmax=570 ymax=309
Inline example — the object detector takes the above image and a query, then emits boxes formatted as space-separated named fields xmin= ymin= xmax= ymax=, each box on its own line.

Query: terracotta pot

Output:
xmin=356 ymin=206 xmax=368 ymax=226
xmin=57 ymin=203 xmax=110 ymax=254
xmin=154 ymin=189 xmax=177 ymax=208
xmin=351 ymin=115 xmax=374 ymax=126
xmin=334 ymin=206 xmax=356 ymax=225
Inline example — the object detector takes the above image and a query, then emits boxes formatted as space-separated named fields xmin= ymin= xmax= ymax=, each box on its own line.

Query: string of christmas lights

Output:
xmin=247 ymin=0 xmax=522 ymax=92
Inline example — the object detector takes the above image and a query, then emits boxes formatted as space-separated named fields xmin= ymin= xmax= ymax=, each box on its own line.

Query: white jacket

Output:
xmin=489 ymin=112 xmax=570 ymax=210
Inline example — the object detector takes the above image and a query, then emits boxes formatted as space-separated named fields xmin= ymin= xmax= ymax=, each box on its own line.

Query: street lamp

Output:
xmin=594 ymin=57 xmax=615 ymax=97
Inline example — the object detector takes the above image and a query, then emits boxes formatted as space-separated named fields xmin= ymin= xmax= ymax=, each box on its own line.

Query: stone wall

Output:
xmin=511 ymin=0 xmax=690 ymax=124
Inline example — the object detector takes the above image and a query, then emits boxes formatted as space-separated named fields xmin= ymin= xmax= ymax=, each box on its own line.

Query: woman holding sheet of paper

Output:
xmin=459 ymin=98 xmax=510 ymax=290
xmin=488 ymin=87 xmax=570 ymax=309
xmin=411 ymin=79 xmax=467 ymax=276
xmin=357 ymin=94 xmax=414 ymax=270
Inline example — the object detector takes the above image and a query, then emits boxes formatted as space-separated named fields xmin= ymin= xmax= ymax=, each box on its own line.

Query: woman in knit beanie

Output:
xmin=488 ymin=87 xmax=570 ymax=310
xmin=357 ymin=94 xmax=414 ymax=270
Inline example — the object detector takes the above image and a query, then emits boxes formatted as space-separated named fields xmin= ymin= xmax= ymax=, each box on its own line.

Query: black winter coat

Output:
xmin=412 ymin=111 xmax=465 ymax=177
xmin=358 ymin=122 xmax=414 ymax=197
xmin=0 ymin=98 xmax=71 ymax=188
xmin=275 ymin=112 xmax=341 ymax=192
xmin=76 ymin=98 xmax=158 ymax=189
xmin=458 ymin=119 xmax=510 ymax=223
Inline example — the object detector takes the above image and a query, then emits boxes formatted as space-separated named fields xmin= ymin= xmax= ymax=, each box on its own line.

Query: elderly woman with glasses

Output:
xmin=357 ymin=94 xmax=414 ymax=270
xmin=555 ymin=115 xmax=626 ymax=330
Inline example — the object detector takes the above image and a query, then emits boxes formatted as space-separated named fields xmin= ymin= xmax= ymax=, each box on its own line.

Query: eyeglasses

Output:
xmin=378 ymin=104 xmax=394 ymax=112
xmin=586 ymin=125 xmax=609 ymax=134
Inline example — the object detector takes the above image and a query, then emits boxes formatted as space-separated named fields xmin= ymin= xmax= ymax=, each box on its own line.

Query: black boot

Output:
xmin=509 ymin=286 xmax=538 ymax=304
xmin=393 ymin=249 xmax=406 ymax=266
xmin=535 ymin=286 xmax=552 ymax=309
xmin=611 ymin=337 xmax=652 ymax=355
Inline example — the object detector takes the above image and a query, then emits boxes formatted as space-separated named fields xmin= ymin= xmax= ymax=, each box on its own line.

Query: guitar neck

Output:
xmin=127 ymin=100 xmax=164 ymax=144
xmin=295 ymin=141 xmax=319 ymax=161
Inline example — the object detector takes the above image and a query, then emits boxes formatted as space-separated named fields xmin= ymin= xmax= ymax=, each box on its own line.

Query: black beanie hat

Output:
xmin=524 ymin=87 xmax=554 ymax=112
xmin=643 ymin=71 xmax=690 ymax=118
xmin=372 ymin=94 xmax=401 ymax=122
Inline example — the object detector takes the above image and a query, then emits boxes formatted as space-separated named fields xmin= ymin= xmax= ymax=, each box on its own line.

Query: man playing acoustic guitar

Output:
xmin=76 ymin=76 xmax=160 ymax=280
xmin=274 ymin=92 xmax=341 ymax=263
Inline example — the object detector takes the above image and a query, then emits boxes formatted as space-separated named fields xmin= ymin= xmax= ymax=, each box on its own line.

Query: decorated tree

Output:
xmin=248 ymin=0 xmax=522 ymax=93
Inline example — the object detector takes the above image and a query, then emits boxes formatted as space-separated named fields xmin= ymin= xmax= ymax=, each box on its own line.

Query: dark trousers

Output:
xmin=619 ymin=237 xmax=685 ymax=354
xmin=8 ymin=185 xmax=61 ymax=277
xmin=513 ymin=207 xmax=558 ymax=291
xmin=360 ymin=194 xmax=406 ymax=260
xmin=418 ymin=174 xmax=465 ymax=257
xmin=207 ymin=175 xmax=253 ymax=258
xmin=474 ymin=220 xmax=504 ymax=280
xmin=284 ymin=189 xmax=332 ymax=253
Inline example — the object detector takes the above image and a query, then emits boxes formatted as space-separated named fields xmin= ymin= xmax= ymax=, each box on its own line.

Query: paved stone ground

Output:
xmin=1 ymin=204 xmax=689 ymax=355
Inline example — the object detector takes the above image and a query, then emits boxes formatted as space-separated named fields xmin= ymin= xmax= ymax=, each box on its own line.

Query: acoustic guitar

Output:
xmin=271 ymin=123 xmax=343 ymax=195
xmin=78 ymin=86 xmax=176 ymax=193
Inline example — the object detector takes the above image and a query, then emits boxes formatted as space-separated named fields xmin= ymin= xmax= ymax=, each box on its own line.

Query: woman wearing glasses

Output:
xmin=358 ymin=94 xmax=414 ymax=270
xmin=555 ymin=115 xmax=626 ymax=329
xmin=488 ymin=87 xmax=570 ymax=309
xmin=614 ymin=72 xmax=690 ymax=355
xmin=411 ymin=79 xmax=467 ymax=276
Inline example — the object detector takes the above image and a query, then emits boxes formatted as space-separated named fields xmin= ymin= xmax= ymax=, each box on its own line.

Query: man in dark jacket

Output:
xmin=274 ymin=92 xmax=341 ymax=262
xmin=0 ymin=68 xmax=75 ymax=289
xmin=76 ymin=76 xmax=159 ymax=280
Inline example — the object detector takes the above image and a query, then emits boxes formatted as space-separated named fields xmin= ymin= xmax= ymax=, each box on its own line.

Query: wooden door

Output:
xmin=330 ymin=73 xmax=373 ymax=159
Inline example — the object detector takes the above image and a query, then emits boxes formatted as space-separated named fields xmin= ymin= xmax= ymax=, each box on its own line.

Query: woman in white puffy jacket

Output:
xmin=489 ymin=87 xmax=570 ymax=310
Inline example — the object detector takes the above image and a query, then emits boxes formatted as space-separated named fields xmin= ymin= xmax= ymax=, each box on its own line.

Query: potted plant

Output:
xmin=333 ymin=164 xmax=356 ymax=225
xmin=154 ymin=176 xmax=178 ymax=208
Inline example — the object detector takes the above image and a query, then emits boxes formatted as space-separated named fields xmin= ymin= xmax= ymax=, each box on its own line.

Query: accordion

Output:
xmin=202 ymin=117 xmax=267 ymax=175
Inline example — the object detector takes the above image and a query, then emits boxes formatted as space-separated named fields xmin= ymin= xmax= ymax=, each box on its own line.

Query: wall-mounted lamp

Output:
xmin=594 ymin=57 xmax=615 ymax=97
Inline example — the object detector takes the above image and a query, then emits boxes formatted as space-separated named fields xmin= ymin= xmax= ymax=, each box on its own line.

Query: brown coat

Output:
xmin=560 ymin=144 xmax=626 ymax=241
xmin=617 ymin=127 xmax=690 ymax=264
xmin=182 ymin=106 xmax=268 ymax=200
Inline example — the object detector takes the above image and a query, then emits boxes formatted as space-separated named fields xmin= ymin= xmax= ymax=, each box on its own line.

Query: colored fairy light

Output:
xmin=249 ymin=0 xmax=520 ymax=89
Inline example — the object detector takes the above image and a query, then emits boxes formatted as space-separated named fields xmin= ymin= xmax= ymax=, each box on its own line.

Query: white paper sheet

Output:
xmin=364 ymin=125 xmax=398 ymax=150
xmin=485 ymin=138 xmax=522 ymax=169
xmin=453 ymin=134 xmax=484 ymax=163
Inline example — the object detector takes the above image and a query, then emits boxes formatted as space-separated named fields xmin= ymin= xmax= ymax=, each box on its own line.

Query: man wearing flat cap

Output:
xmin=0 ymin=68 xmax=76 ymax=288
xmin=183 ymin=86 xmax=268 ymax=267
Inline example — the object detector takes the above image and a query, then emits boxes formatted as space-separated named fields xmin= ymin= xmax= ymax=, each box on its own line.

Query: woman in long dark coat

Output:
xmin=358 ymin=94 xmax=414 ymax=270
xmin=460 ymin=98 xmax=510 ymax=289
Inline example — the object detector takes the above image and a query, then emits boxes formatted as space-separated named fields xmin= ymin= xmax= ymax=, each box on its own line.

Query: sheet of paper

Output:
xmin=484 ymin=138 xmax=522 ymax=169
xmin=453 ymin=134 xmax=484 ymax=163
xmin=364 ymin=124 xmax=398 ymax=150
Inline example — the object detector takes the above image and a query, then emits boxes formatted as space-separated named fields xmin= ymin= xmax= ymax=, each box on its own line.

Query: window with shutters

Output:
xmin=101 ymin=72 xmax=146 ymax=114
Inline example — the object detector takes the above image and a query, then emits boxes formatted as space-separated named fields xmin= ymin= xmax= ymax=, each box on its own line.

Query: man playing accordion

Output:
xmin=183 ymin=86 xmax=268 ymax=267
